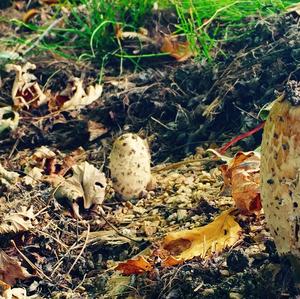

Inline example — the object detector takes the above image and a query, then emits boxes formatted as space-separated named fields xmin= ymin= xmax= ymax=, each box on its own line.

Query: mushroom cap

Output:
xmin=109 ymin=133 xmax=151 ymax=199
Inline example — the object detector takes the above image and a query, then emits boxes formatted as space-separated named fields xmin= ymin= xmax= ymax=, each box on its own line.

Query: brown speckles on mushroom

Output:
xmin=295 ymin=220 xmax=300 ymax=242
xmin=261 ymin=92 xmax=300 ymax=267
xmin=109 ymin=133 xmax=151 ymax=200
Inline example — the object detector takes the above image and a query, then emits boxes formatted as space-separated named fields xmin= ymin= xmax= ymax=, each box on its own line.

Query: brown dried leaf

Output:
xmin=116 ymin=256 xmax=153 ymax=275
xmin=161 ymin=35 xmax=194 ymax=62
xmin=87 ymin=120 xmax=108 ymax=142
xmin=220 ymin=151 xmax=261 ymax=214
xmin=0 ymin=250 xmax=31 ymax=285
xmin=162 ymin=256 xmax=183 ymax=267
xmin=162 ymin=208 xmax=241 ymax=261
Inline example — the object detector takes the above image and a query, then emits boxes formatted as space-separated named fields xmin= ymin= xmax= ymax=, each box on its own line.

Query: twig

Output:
xmin=152 ymin=158 xmax=208 ymax=173
xmin=11 ymin=240 xmax=52 ymax=282
xmin=72 ymin=273 xmax=87 ymax=292
xmin=198 ymin=1 xmax=242 ymax=31
xmin=99 ymin=212 xmax=140 ymax=243
xmin=51 ymin=234 xmax=85 ymax=276
xmin=35 ymin=229 xmax=69 ymax=251
xmin=23 ymin=17 xmax=63 ymax=55
xmin=218 ymin=121 xmax=265 ymax=154
xmin=8 ymin=139 xmax=19 ymax=160
xmin=67 ymin=224 xmax=90 ymax=275
xmin=150 ymin=117 xmax=176 ymax=131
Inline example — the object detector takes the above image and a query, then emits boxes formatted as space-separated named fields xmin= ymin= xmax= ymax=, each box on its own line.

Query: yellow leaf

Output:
xmin=162 ymin=208 xmax=241 ymax=260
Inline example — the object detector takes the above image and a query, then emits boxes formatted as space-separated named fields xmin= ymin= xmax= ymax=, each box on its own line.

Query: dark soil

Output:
xmin=1 ymin=11 xmax=299 ymax=163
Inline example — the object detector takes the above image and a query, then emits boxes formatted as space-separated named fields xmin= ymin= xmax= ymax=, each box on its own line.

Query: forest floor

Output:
xmin=0 ymin=2 xmax=300 ymax=299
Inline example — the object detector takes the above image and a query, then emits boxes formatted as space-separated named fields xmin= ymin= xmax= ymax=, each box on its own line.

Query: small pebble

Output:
xmin=229 ymin=292 xmax=242 ymax=299
xmin=177 ymin=209 xmax=188 ymax=221
xmin=219 ymin=269 xmax=230 ymax=276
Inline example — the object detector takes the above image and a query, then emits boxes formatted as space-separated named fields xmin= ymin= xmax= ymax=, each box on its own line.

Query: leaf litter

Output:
xmin=0 ymin=4 xmax=299 ymax=299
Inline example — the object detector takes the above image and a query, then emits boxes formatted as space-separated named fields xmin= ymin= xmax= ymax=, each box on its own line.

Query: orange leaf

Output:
xmin=161 ymin=35 xmax=194 ymax=62
xmin=162 ymin=256 xmax=184 ymax=267
xmin=220 ymin=151 xmax=261 ymax=214
xmin=116 ymin=256 xmax=153 ymax=275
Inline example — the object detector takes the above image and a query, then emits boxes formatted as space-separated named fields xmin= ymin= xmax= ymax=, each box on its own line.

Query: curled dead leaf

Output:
xmin=53 ymin=162 xmax=107 ymax=217
xmin=22 ymin=147 xmax=86 ymax=182
xmin=48 ymin=78 xmax=102 ymax=111
xmin=23 ymin=167 xmax=43 ymax=186
xmin=115 ymin=24 xmax=153 ymax=43
xmin=49 ymin=78 xmax=102 ymax=111
xmin=0 ymin=206 xmax=35 ymax=234
xmin=22 ymin=9 xmax=39 ymax=23
xmin=5 ymin=63 xmax=47 ymax=109
xmin=161 ymin=35 xmax=194 ymax=62
xmin=1 ymin=286 xmax=29 ymax=299
xmin=220 ymin=151 xmax=261 ymax=214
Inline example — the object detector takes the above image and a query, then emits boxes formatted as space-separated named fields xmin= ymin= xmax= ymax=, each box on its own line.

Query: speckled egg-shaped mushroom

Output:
xmin=109 ymin=133 xmax=152 ymax=200
xmin=261 ymin=81 xmax=300 ymax=282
